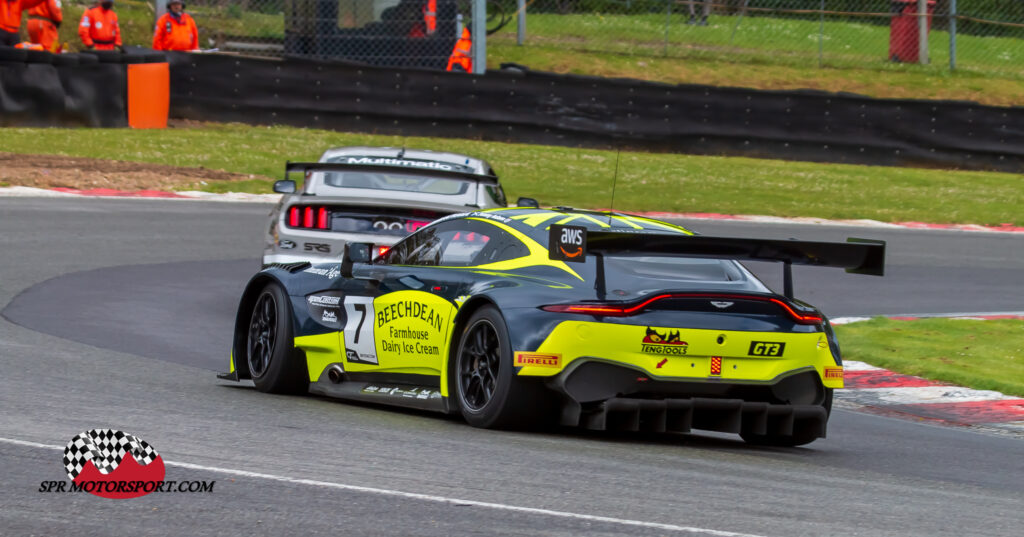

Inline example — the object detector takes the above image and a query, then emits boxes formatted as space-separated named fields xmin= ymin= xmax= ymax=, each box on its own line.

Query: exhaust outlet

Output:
xmin=327 ymin=365 xmax=344 ymax=384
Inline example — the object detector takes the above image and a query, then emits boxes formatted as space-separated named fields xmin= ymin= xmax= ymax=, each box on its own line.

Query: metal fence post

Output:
xmin=155 ymin=0 xmax=166 ymax=25
xmin=949 ymin=0 xmax=957 ymax=70
xmin=517 ymin=0 xmax=526 ymax=46
xmin=472 ymin=0 xmax=487 ymax=74
xmin=818 ymin=0 xmax=825 ymax=68
xmin=664 ymin=0 xmax=672 ymax=57
xmin=917 ymin=0 xmax=929 ymax=64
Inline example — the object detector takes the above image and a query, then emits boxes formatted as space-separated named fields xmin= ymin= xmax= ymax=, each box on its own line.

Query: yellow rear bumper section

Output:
xmin=519 ymin=321 xmax=843 ymax=389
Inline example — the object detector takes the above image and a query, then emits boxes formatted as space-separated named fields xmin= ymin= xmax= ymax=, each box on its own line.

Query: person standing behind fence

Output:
xmin=79 ymin=0 xmax=121 ymax=51
xmin=152 ymin=0 xmax=198 ymax=51
xmin=446 ymin=27 xmax=471 ymax=72
xmin=1 ymin=0 xmax=47 ymax=47
xmin=27 ymin=0 xmax=61 ymax=51
xmin=687 ymin=0 xmax=711 ymax=26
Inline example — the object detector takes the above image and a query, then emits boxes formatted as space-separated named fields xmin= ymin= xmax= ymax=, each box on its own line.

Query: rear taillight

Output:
xmin=286 ymin=205 xmax=332 ymax=230
xmin=542 ymin=293 xmax=823 ymax=325
xmin=376 ymin=246 xmax=390 ymax=257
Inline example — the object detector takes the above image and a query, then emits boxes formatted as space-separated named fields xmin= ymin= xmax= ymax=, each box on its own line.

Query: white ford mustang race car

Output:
xmin=263 ymin=146 xmax=520 ymax=265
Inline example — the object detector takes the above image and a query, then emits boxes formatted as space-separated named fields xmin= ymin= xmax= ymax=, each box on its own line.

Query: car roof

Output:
xmin=318 ymin=146 xmax=494 ymax=176
xmin=454 ymin=207 xmax=695 ymax=245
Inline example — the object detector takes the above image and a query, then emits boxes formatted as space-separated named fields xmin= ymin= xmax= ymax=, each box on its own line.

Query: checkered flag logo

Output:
xmin=63 ymin=429 xmax=160 ymax=480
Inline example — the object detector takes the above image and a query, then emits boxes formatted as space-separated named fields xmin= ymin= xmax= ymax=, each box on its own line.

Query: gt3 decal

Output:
xmin=748 ymin=341 xmax=786 ymax=357
xmin=640 ymin=327 xmax=689 ymax=355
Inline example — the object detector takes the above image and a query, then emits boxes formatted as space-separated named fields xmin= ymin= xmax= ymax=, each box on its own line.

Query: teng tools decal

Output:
xmin=38 ymin=429 xmax=214 ymax=498
xmin=640 ymin=327 xmax=689 ymax=355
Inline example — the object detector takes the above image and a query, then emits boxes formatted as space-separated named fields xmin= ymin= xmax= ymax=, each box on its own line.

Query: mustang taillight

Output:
xmin=286 ymin=205 xmax=331 ymax=230
xmin=541 ymin=293 xmax=823 ymax=325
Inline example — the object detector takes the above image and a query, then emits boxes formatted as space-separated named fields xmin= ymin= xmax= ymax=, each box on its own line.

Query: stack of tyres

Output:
xmin=0 ymin=46 xmax=64 ymax=126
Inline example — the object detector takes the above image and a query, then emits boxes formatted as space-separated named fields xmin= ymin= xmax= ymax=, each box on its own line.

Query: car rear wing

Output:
xmin=548 ymin=225 xmax=885 ymax=299
xmin=283 ymin=161 xmax=500 ymax=186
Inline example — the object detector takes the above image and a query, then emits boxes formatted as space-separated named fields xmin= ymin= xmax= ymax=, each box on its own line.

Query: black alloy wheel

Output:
xmin=458 ymin=319 xmax=501 ymax=411
xmin=247 ymin=290 xmax=277 ymax=379
xmin=454 ymin=306 xmax=553 ymax=429
xmin=246 ymin=284 xmax=308 ymax=394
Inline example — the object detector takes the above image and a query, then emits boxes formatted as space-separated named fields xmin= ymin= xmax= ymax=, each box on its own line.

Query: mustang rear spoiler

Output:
xmin=548 ymin=225 xmax=886 ymax=299
xmin=284 ymin=161 xmax=500 ymax=186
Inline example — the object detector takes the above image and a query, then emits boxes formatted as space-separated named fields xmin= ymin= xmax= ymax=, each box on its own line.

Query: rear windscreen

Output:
xmin=604 ymin=256 xmax=754 ymax=285
xmin=320 ymin=159 xmax=471 ymax=195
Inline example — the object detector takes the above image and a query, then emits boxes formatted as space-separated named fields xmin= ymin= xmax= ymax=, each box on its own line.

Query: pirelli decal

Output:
xmin=514 ymin=352 xmax=561 ymax=368
xmin=823 ymin=367 xmax=844 ymax=380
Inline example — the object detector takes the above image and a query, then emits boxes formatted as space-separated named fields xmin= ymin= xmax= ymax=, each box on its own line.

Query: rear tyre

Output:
xmin=740 ymin=389 xmax=833 ymax=447
xmin=247 ymin=284 xmax=308 ymax=394
xmin=454 ymin=306 xmax=546 ymax=429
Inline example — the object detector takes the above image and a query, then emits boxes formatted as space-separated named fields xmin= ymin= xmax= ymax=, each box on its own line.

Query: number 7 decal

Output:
xmin=343 ymin=296 xmax=377 ymax=364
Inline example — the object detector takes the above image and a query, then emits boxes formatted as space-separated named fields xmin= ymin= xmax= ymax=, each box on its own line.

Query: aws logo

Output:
xmin=640 ymin=327 xmax=689 ymax=355
xmin=549 ymin=224 xmax=588 ymax=263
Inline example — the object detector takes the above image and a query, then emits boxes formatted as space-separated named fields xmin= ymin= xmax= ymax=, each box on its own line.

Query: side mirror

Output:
xmin=516 ymin=197 xmax=540 ymax=208
xmin=273 ymin=180 xmax=296 ymax=194
xmin=341 ymin=242 xmax=373 ymax=278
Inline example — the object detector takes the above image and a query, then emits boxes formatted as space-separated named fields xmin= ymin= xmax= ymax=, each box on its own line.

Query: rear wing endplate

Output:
xmin=284 ymin=161 xmax=500 ymax=186
xmin=548 ymin=225 xmax=885 ymax=299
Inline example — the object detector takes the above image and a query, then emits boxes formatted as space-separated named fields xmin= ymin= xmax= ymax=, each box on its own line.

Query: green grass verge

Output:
xmin=835 ymin=318 xmax=1024 ymax=397
xmin=489 ymin=13 xmax=1024 ymax=106
xmin=4 ymin=123 xmax=1022 ymax=226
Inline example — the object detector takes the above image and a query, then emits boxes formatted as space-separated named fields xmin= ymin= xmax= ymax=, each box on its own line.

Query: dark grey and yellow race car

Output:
xmin=220 ymin=207 xmax=884 ymax=446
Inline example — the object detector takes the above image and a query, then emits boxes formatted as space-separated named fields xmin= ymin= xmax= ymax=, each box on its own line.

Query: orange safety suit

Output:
xmin=151 ymin=11 xmax=197 ymax=51
xmin=422 ymin=0 xmax=436 ymax=35
xmin=1 ymin=0 xmax=46 ymax=36
xmin=446 ymin=27 xmax=471 ymax=72
xmin=26 ymin=0 xmax=61 ymax=51
xmin=78 ymin=5 xmax=120 ymax=50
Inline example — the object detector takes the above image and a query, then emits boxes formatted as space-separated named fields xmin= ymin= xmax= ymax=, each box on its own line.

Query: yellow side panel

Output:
xmin=524 ymin=321 xmax=842 ymax=388
xmin=228 ymin=350 xmax=236 ymax=374
xmin=296 ymin=332 xmax=344 ymax=382
xmin=338 ymin=290 xmax=456 ymax=381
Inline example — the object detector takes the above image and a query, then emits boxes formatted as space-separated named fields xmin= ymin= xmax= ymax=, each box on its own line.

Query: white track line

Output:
xmin=1 ymin=436 xmax=767 ymax=537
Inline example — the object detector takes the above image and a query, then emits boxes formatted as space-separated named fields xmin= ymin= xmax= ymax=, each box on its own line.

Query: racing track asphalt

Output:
xmin=1 ymin=197 xmax=1022 ymax=537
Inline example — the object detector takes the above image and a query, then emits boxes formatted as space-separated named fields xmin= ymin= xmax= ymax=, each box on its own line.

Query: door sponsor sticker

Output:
xmin=748 ymin=341 xmax=786 ymax=357
xmin=307 ymin=292 xmax=344 ymax=329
